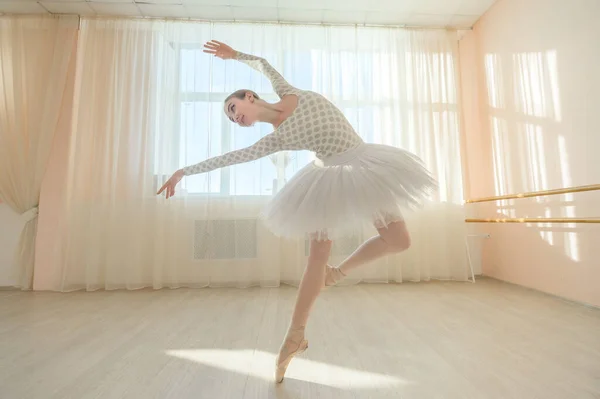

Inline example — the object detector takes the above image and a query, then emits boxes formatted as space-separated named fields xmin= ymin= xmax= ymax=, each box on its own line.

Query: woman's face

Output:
xmin=224 ymin=92 xmax=260 ymax=127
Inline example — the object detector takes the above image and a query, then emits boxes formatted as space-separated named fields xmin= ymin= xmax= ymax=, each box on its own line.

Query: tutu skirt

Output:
xmin=261 ymin=143 xmax=438 ymax=240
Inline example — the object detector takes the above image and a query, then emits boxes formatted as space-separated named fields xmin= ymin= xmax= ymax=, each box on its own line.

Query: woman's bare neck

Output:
xmin=269 ymin=95 xmax=298 ymax=128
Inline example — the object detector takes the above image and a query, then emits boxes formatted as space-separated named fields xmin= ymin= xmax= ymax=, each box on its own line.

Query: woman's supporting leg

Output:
xmin=276 ymin=238 xmax=332 ymax=382
xmin=325 ymin=220 xmax=410 ymax=286
xmin=289 ymin=238 xmax=333 ymax=329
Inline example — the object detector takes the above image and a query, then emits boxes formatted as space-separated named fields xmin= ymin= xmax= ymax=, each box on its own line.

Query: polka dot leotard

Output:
xmin=182 ymin=51 xmax=364 ymax=176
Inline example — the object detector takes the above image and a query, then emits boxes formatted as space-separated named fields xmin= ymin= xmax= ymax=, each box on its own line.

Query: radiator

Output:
xmin=194 ymin=219 xmax=257 ymax=260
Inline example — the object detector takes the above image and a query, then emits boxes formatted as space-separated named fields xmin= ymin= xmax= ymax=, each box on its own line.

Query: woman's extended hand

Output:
xmin=203 ymin=40 xmax=236 ymax=60
xmin=157 ymin=169 xmax=184 ymax=199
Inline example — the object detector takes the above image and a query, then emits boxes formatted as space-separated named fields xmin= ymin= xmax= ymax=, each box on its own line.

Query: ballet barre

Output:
xmin=465 ymin=183 xmax=600 ymax=204
xmin=464 ymin=184 xmax=600 ymax=224
xmin=466 ymin=218 xmax=600 ymax=224
xmin=463 ymin=184 xmax=599 ymax=283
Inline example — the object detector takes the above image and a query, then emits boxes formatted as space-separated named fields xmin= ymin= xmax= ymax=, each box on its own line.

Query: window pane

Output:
xmin=179 ymin=101 xmax=222 ymax=194
xmin=180 ymin=48 xmax=210 ymax=93
xmin=229 ymin=123 xmax=276 ymax=196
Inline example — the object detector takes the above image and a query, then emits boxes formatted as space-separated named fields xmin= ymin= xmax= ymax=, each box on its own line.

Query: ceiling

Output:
xmin=0 ymin=0 xmax=497 ymax=28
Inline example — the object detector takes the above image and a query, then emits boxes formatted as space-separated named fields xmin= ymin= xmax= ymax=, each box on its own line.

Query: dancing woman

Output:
xmin=158 ymin=40 xmax=437 ymax=383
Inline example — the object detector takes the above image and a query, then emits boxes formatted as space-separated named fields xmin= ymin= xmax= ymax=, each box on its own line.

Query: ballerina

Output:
xmin=158 ymin=40 xmax=437 ymax=383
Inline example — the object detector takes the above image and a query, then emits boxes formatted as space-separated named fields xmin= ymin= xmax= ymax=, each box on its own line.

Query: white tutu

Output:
xmin=260 ymin=143 xmax=438 ymax=240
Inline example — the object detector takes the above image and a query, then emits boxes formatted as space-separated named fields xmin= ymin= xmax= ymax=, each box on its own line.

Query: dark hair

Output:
xmin=224 ymin=89 xmax=260 ymax=105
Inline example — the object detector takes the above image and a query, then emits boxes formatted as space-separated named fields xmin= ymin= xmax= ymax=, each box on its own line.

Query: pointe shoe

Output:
xmin=324 ymin=264 xmax=346 ymax=287
xmin=275 ymin=328 xmax=308 ymax=383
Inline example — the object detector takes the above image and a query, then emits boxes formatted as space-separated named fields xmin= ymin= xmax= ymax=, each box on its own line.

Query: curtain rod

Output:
xmin=2 ymin=12 xmax=471 ymax=31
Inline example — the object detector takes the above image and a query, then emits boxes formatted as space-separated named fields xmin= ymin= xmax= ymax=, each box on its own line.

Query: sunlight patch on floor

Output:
xmin=166 ymin=349 xmax=410 ymax=388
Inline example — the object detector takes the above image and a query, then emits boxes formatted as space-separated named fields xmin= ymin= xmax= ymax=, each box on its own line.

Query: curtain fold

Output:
xmin=39 ymin=18 xmax=467 ymax=291
xmin=0 ymin=15 xmax=78 ymax=289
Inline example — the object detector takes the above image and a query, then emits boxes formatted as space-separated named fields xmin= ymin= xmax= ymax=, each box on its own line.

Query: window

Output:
xmin=161 ymin=46 xmax=460 ymax=201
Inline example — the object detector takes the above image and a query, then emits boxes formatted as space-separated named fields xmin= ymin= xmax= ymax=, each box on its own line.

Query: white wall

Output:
xmin=0 ymin=203 xmax=21 ymax=286
xmin=460 ymin=0 xmax=600 ymax=306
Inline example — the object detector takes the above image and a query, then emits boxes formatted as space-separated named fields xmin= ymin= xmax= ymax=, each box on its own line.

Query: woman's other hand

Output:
xmin=157 ymin=169 xmax=184 ymax=199
xmin=203 ymin=40 xmax=236 ymax=60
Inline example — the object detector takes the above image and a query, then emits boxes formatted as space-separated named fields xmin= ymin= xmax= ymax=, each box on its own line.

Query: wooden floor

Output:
xmin=1 ymin=278 xmax=599 ymax=399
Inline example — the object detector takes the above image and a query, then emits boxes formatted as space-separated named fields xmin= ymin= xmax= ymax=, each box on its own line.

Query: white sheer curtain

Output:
xmin=48 ymin=18 xmax=467 ymax=291
xmin=0 ymin=15 xmax=78 ymax=289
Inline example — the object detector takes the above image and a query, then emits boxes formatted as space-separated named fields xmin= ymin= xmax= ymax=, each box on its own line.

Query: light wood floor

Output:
xmin=1 ymin=278 xmax=599 ymax=399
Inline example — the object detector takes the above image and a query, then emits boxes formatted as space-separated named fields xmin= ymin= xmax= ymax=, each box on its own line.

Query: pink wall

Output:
xmin=460 ymin=0 xmax=600 ymax=307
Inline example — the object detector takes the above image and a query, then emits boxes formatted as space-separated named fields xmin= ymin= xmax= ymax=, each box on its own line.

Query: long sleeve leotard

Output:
xmin=182 ymin=51 xmax=363 ymax=176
